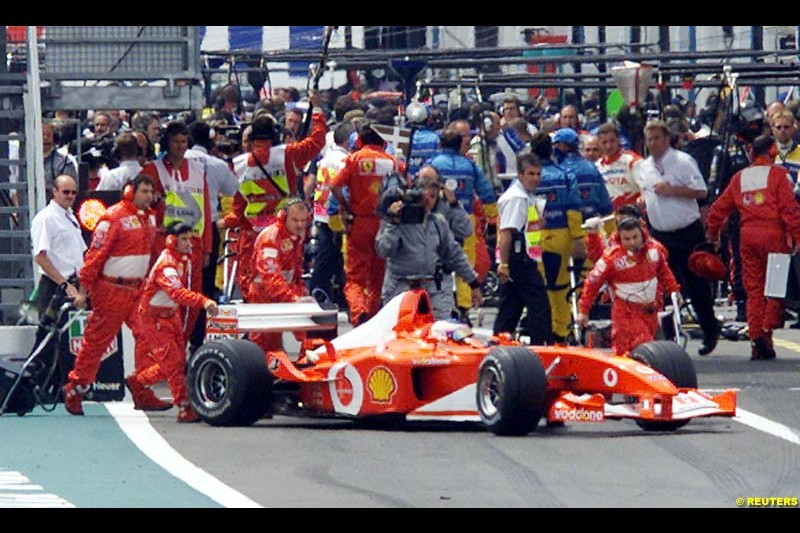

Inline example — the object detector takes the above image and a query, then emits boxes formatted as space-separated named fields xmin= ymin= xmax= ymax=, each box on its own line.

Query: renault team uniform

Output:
xmin=536 ymin=158 xmax=585 ymax=340
xmin=427 ymin=148 xmax=497 ymax=312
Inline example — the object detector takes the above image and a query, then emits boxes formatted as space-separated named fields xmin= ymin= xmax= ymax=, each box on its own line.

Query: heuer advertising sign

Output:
xmin=60 ymin=310 xmax=125 ymax=401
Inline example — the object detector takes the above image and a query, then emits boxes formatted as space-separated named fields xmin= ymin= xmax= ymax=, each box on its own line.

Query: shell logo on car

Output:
xmin=367 ymin=366 xmax=397 ymax=403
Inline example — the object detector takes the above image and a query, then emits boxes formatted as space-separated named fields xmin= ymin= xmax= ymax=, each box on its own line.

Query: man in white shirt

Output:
xmin=493 ymin=152 xmax=552 ymax=345
xmin=95 ymin=133 xmax=142 ymax=191
xmin=635 ymin=119 xmax=720 ymax=356
xmin=186 ymin=120 xmax=239 ymax=351
xmin=30 ymin=175 xmax=88 ymax=315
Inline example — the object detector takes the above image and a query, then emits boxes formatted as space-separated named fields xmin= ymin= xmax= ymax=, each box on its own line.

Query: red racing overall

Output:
xmin=706 ymin=155 xmax=800 ymax=347
xmin=580 ymin=240 xmax=681 ymax=356
xmin=133 ymin=238 xmax=213 ymax=408
xmin=68 ymin=198 xmax=156 ymax=387
xmin=330 ymin=143 xmax=401 ymax=325
xmin=142 ymin=156 xmax=211 ymax=340
xmin=249 ymin=216 xmax=307 ymax=354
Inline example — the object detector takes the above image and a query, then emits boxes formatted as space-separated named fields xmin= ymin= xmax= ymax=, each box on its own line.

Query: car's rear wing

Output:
xmin=206 ymin=302 xmax=338 ymax=339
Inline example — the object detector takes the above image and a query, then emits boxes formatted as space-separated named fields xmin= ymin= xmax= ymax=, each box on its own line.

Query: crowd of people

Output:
xmin=29 ymin=79 xmax=800 ymax=421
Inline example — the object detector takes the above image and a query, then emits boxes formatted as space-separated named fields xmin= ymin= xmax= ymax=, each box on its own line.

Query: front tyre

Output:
xmin=477 ymin=347 xmax=547 ymax=436
xmin=629 ymin=341 xmax=697 ymax=432
xmin=187 ymin=339 xmax=272 ymax=427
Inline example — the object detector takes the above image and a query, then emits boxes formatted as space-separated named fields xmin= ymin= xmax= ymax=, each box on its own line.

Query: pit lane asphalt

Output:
xmin=3 ymin=309 xmax=799 ymax=508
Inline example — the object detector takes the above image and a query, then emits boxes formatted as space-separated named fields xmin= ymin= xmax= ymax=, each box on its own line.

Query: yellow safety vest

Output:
xmin=156 ymin=158 xmax=206 ymax=236
xmin=525 ymin=199 xmax=543 ymax=261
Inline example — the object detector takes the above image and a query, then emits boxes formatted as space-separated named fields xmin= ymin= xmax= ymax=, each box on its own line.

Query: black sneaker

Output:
xmin=750 ymin=337 xmax=773 ymax=360
xmin=762 ymin=336 xmax=777 ymax=360
xmin=698 ymin=331 xmax=719 ymax=356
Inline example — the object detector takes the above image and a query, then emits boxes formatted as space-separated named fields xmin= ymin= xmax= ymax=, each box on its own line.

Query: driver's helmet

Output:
xmin=430 ymin=319 xmax=473 ymax=343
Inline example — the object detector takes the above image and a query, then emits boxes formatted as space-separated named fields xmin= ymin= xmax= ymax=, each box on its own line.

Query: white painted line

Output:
xmin=789 ymin=388 xmax=800 ymax=392
xmin=0 ymin=470 xmax=74 ymax=508
xmin=105 ymin=403 xmax=262 ymax=508
xmin=734 ymin=408 xmax=800 ymax=446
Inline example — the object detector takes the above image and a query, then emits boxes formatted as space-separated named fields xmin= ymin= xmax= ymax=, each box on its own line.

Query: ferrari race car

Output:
xmin=188 ymin=290 xmax=736 ymax=436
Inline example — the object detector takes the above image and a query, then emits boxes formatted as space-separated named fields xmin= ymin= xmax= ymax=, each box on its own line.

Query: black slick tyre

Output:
xmin=476 ymin=346 xmax=547 ymax=436
xmin=629 ymin=340 xmax=697 ymax=432
xmin=187 ymin=339 xmax=273 ymax=427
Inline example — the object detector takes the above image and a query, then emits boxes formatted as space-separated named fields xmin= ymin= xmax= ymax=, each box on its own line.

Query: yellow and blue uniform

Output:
xmin=427 ymin=148 xmax=498 ymax=310
xmin=536 ymin=159 xmax=585 ymax=339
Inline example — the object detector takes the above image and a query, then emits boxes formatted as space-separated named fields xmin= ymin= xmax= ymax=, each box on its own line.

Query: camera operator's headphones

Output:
xmin=279 ymin=196 xmax=306 ymax=222
xmin=123 ymin=182 xmax=135 ymax=202
xmin=165 ymin=221 xmax=194 ymax=249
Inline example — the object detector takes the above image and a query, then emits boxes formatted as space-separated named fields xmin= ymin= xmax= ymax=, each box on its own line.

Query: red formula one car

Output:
xmin=187 ymin=290 xmax=736 ymax=436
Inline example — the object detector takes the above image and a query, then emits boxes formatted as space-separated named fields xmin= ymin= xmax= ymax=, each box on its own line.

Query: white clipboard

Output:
xmin=765 ymin=253 xmax=791 ymax=298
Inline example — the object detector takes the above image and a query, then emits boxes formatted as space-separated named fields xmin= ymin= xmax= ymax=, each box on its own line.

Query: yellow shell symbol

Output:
xmin=367 ymin=367 xmax=396 ymax=403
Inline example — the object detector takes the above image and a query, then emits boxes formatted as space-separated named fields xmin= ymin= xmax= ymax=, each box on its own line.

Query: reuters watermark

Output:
xmin=736 ymin=497 xmax=798 ymax=507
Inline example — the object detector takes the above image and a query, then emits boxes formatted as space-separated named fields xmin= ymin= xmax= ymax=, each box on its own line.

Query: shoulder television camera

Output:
xmin=378 ymin=172 xmax=425 ymax=225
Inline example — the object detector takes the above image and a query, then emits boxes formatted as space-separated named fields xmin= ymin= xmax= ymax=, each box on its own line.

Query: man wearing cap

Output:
xmin=376 ymin=173 xmax=482 ymax=320
xmin=635 ymin=120 xmax=720 ymax=356
xmin=706 ymin=134 xmax=800 ymax=360
xmin=553 ymin=126 xmax=614 ymax=296
xmin=553 ymin=127 xmax=614 ymax=231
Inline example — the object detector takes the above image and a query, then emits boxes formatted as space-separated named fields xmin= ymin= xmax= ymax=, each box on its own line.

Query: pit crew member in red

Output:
xmin=329 ymin=121 xmax=403 ymax=326
xmin=577 ymin=217 xmax=682 ymax=356
xmin=220 ymin=93 xmax=326 ymax=301
xmin=141 ymin=121 xmax=212 ymax=341
xmin=127 ymin=223 xmax=219 ymax=423
xmin=63 ymin=175 xmax=158 ymax=416
xmin=249 ymin=198 xmax=313 ymax=354
xmin=706 ymin=134 xmax=800 ymax=360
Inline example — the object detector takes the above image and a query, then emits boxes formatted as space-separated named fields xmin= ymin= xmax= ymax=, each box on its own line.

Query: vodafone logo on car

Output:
xmin=551 ymin=408 xmax=605 ymax=422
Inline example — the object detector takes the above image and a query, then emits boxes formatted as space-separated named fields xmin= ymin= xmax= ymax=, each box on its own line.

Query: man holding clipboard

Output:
xmin=706 ymin=135 xmax=800 ymax=360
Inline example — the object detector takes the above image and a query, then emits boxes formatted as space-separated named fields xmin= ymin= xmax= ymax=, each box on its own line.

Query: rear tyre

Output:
xmin=629 ymin=341 xmax=697 ymax=432
xmin=187 ymin=339 xmax=272 ymax=427
xmin=477 ymin=347 xmax=547 ymax=436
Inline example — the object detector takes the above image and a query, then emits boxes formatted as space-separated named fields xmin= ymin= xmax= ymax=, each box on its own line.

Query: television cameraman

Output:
xmin=375 ymin=174 xmax=482 ymax=321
